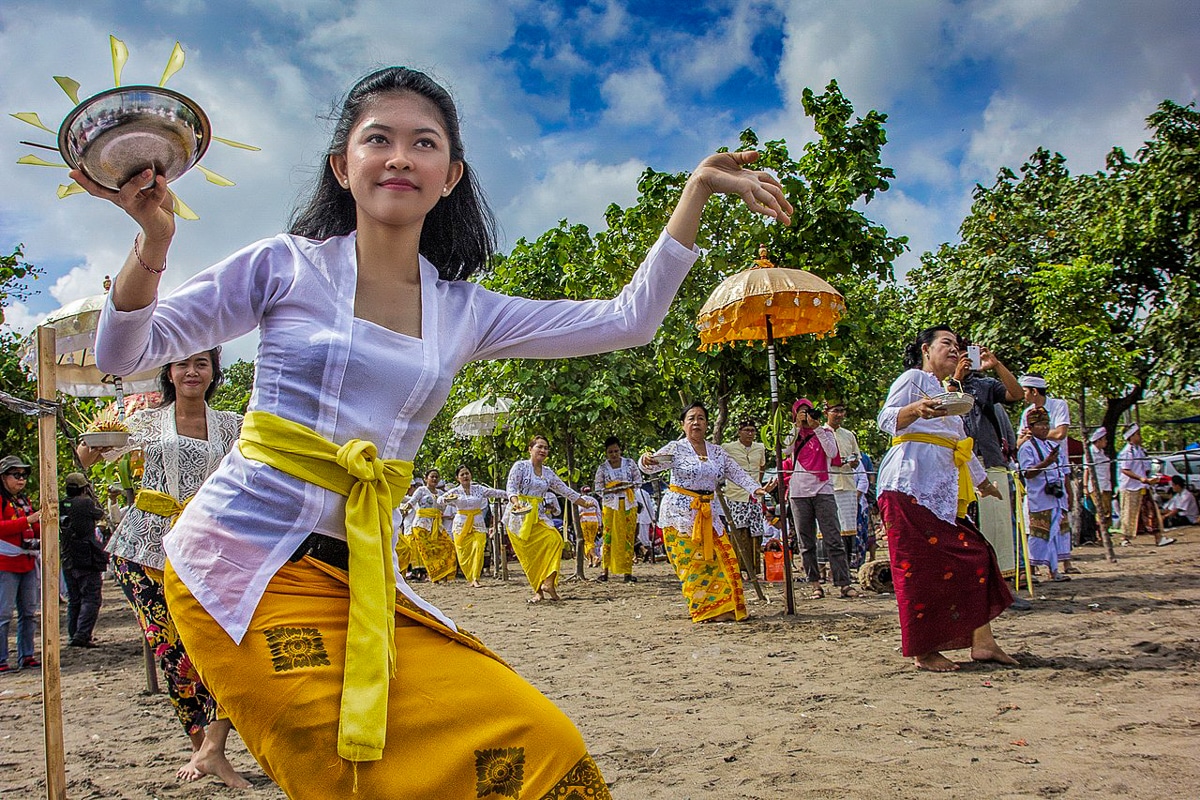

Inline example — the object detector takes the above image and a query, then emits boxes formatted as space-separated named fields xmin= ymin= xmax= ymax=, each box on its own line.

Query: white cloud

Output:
xmin=600 ymin=64 xmax=678 ymax=129
xmin=501 ymin=158 xmax=646 ymax=242
xmin=0 ymin=301 xmax=42 ymax=337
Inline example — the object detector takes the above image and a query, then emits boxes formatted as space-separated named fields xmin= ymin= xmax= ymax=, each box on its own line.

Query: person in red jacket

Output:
xmin=0 ymin=455 xmax=41 ymax=672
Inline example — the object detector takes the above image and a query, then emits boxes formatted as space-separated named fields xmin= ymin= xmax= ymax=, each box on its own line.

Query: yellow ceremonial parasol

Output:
xmin=696 ymin=246 xmax=846 ymax=615
xmin=697 ymin=245 xmax=845 ymax=349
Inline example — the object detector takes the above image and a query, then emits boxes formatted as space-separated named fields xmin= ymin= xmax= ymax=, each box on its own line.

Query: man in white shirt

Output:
xmin=823 ymin=401 xmax=862 ymax=569
xmin=722 ymin=420 xmax=767 ymax=576
xmin=1162 ymin=476 xmax=1198 ymax=527
xmin=1117 ymin=424 xmax=1174 ymax=547
xmin=1085 ymin=428 xmax=1118 ymax=562
xmin=1017 ymin=374 xmax=1070 ymax=443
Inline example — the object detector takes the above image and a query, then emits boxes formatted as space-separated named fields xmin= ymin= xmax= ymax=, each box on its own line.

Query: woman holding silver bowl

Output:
xmin=640 ymin=401 xmax=773 ymax=623
xmin=76 ymin=66 xmax=791 ymax=798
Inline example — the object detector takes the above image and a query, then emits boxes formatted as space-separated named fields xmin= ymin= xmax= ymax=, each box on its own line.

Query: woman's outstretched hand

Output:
xmin=692 ymin=151 xmax=792 ymax=226
xmin=69 ymin=168 xmax=176 ymax=245
xmin=666 ymin=150 xmax=792 ymax=249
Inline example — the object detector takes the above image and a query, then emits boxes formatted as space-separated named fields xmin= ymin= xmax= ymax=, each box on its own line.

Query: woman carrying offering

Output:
xmin=445 ymin=465 xmax=506 ymax=587
xmin=876 ymin=326 xmax=1017 ymax=672
xmin=410 ymin=469 xmax=456 ymax=582
xmin=76 ymin=352 xmax=249 ymax=787
xmin=640 ymin=402 xmax=772 ymax=623
xmin=594 ymin=436 xmax=641 ymax=582
xmin=80 ymin=65 xmax=789 ymax=798
xmin=506 ymin=436 xmax=589 ymax=603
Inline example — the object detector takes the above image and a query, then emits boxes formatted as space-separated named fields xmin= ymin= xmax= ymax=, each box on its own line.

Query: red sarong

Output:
xmin=879 ymin=491 xmax=1012 ymax=657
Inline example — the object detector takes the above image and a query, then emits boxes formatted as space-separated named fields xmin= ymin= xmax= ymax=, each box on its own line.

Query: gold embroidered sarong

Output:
xmin=414 ymin=508 xmax=457 ymax=582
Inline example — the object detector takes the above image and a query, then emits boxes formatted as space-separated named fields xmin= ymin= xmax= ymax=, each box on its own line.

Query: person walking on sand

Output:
xmin=876 ymin=326 xmax=1017 ymax=672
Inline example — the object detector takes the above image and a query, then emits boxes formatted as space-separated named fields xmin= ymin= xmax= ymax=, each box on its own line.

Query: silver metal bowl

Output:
xmin=58 ymin=85 xmax=211 ymax=190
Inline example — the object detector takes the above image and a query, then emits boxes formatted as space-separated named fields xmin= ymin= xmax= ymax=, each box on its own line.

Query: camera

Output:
xmin=1046 ymin=482 xmax=1064 ymax=498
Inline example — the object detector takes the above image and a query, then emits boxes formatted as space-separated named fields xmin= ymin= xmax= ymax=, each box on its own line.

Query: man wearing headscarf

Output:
xmin=1116 ymin=424 xmax=1175 ymax=547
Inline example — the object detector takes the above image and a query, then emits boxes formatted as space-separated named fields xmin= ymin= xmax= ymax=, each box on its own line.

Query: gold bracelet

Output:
xmin=133 ymin=234 xmax=166 ymax=275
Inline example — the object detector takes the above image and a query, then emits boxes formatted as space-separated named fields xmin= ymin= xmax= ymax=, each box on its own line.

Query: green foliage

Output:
xmin=0 ymin=245 xmax=42 ymax=328
xmin=912 ymin=99 xmax=1200 ymax=436
xmin=210 ymin=358 xmax=255 ymax=413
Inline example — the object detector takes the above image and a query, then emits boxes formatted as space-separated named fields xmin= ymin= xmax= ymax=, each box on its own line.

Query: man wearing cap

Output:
xmin=60 ymin=473 xmax=108 ymax=647
xmin=783 ymin=398 xmax=858 ymax=598
xmin=823 ymin=402 xmax=862 ymax=569
xmin=1117 ymin=424 xmax=1175 ymax=547
xmin=1085 ymin=428 xmax=1119 ymax=561
xmin=1017 ymin=374 xmax=1070 ymax=443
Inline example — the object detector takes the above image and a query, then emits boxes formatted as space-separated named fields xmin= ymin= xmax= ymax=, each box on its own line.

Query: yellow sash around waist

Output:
xmin=416 ymin=507 xmax=442 ymax=533
xmin=134 ymin=489 xmax=191 ymax=525
xmin=512 ymin=495 xmax=544 ymax=541
xmin=605 ymin=480 xmax=635 ymax=507
xmin=237 ymin=410 xmax=413 ymax=763
xmin=891 ymin=433 xmax=976 ymax=518
xmin=457 ymin=507 xmax=482 ymax=537
xmin=670 ymin=484 xmax=715 ymax=562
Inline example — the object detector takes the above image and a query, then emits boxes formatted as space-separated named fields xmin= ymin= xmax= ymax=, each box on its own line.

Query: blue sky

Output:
xmin=2 ymin=0 xmax=1197 ymax=363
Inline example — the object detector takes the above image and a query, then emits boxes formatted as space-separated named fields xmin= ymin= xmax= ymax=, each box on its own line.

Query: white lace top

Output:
xmin=504 ymin=460 xmax=579 ymax=532
xmin=407 ymin=486 xmax=445 ymax=531
xmin=876 ymin=368 xmax=987 ymax=524
xmin=593 ymin=457 xmax=641 ymax=510
xmin=641 ymin=438 xmax=760 ymax=535
xmin=106 ymin=404 xmax=243 ymax=570
xmin=443 ymin=483 xmax=507 ymax=536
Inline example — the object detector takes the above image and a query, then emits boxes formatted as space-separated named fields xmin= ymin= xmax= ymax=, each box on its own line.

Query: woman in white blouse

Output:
xmin=876 ymin=326 xmax=1016 ymax=673
xmin=79 ymin=66 xmax=791 ymax=798
xmin=444 ymin=465 xmax=507 ymax=587
xmin=409 ymin=469 xmax=456 ymax=582
xmin=593 ymin=436 xmax=642 ymax=582
xmin=77 ymin=350 xmax=247 ymax=788
xmin=506 ymin=436 xmax=588 ymax=603
xmin=641 ymin=402 xmax=771 ymax=622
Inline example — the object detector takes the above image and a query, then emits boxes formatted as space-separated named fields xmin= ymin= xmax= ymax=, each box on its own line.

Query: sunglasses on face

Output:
xmin=5 ymin=471 xmax=30 ymax=479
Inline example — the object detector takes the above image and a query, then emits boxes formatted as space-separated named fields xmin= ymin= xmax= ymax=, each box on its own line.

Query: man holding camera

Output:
xmin=1019 ymin=408 xmax=1073 ymax=581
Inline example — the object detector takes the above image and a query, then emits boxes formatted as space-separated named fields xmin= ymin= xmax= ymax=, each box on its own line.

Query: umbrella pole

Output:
xmin=37 ymin=327 xmax=68 ymax=800
xmin=765 ymin=316 xmax=796 ymax=615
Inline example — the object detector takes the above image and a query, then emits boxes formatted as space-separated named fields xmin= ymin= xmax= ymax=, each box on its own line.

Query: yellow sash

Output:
xmin=237 ymin=410 xmax=413 ymax=763
xmin=134 ymin=489 xmax=191 ymax=525
xmin=670 ymin=485 xmax=715 ymax=562
xmin=605 ymin=480 xmax=635 ymax=507
xmin=416 ymin=506 xmax=442 ymax=535
xmin=457 ymin=508 xmax=482 ymax=537
xmin=891 ymin=433 xmax=977 ymax=517
xmin=513 ymin=495 xmax=544 ymax=541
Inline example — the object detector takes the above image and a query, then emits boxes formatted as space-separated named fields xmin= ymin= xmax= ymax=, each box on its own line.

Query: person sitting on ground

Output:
xmin=1162 ymin=476 xmax=1198 ymax=528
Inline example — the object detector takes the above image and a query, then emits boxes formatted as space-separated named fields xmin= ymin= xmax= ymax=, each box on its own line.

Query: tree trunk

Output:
xmin=1101 ymin=381 xmax=1146 ymax=458
xmin=714 ymin=369 xmax=730 ymax=444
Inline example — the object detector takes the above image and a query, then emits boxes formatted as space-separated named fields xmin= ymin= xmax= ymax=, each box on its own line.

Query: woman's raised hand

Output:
xmin=69 ymin=168 xmax=176 ymax=245
xmin=692 ymin=151 xmax=792 ymax=225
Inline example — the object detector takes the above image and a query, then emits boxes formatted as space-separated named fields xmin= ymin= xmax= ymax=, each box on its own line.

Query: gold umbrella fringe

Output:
xmin=697 ymin=292 xmax=845 ymax=350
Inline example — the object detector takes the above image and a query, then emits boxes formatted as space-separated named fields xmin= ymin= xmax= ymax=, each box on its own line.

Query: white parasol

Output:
xmin=450 ymin=396 xmax=516 ymax=438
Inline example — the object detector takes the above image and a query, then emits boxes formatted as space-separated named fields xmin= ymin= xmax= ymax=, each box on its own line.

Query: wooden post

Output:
xmin=37 ymin=326 xmax=68 ymax=800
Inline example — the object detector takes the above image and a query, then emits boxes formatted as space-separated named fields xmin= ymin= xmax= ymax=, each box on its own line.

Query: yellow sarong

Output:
xmin=236 ymin=410 xmax=411 ymax=763
xmin=453 ymin=508 xmax=488 ymax=583
xmin=165 ymin=558 xmax=611 ymax=799
xmin=601 ymin=483 xmax=636 ymax=575
xmin=663 ymin=486 xmax=746 ymax=622
xmin=414 ymin=508 xmax=457 ymax=582
xmin=892 ymin=433 xmax=977 ymax=518
xmin=508 ymin=496 xmax=564 ymax=592
xmin=580 ymin=519 xmax=599 ymax=558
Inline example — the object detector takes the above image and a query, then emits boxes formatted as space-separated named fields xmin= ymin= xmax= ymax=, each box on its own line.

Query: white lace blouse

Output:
xmin=443 ymin=483 xmax=507 ymax=536
xmin=876 ymin=368 xmax=987 ymax=524
xmin=407 ymin=486 xmax=445 ymax=531
xmin=641 ymin=438 xmax=760 ymax=535
xmin=106 ymin=404 xmax=243 ymax=570
xmin=504 ymin=460 xmax=579 ymax=532
xmin=593 ymin=457 xmax=641 ymax=510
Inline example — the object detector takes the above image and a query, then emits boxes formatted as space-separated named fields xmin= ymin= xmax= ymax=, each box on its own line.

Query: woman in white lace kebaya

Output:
xmin=506 ymin=436 xmax=588 ymax=602
xmin=409 ymin=469 xmax=456 ymax=582
xmin=77 ymin=350 xmax=248 ymax=788
xmin=444 ymin=465 xmax=507 ymax=587
xmin=641 ymin=402 xmax=771 ymax=622
xmin=875 ymin=326 xmax=1017 ymax=673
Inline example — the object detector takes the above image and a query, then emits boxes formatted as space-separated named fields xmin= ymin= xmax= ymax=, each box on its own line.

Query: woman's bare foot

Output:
xmin=177 ymin=742 xmax=251 ymax=788
xmin=913 ymin=652 xmax=959 ymax=672
xmin=702 ymin=611 xmax=737 ymax=623
xmin=470 ymin=580 xmax=482 ymax=588
xmin=527 ymin=591 xmax=544 ymax=604
xmin=970 ymin=645 xmax=1019 ymax=666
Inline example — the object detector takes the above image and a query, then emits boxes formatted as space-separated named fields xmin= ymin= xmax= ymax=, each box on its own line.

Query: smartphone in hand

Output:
xmin=967 ymin=345 xmax=982 ymax=371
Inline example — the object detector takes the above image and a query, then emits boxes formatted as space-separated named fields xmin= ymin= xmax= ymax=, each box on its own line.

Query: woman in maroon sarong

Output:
xmin=875 ymin=326 xmax=1018 ymax=672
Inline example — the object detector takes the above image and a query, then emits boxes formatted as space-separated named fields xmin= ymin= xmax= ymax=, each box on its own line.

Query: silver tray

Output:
xmin=58 ymin=85 xmax=211 ymax=191
xmin=79 ymin=430 xmax=131 ymax=448
xmin=932 ymin=391 xmax=975 ymax=416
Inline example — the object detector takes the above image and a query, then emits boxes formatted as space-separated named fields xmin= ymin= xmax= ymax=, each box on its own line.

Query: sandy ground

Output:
xmin=3 ymin=528 xmax=1199 ymax=799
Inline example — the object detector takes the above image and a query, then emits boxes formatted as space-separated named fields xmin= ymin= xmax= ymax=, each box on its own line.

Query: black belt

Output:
xmin=289 ymin=533 xmax=350 ymax=571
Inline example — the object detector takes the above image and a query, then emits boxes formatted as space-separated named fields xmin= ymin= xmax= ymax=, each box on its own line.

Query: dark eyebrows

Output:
xmin=358 ymin=121 xmax=445 ymax=139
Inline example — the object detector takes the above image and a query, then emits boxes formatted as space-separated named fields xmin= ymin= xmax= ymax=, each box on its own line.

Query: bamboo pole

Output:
xmin=37 ymin=326 xmax=68 ymax=800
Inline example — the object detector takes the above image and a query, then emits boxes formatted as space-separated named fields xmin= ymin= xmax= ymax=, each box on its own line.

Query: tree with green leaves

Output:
xmin=912 ymin=100 xmax=1200 ymax=444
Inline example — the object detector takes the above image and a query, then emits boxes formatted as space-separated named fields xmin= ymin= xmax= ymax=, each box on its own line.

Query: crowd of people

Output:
xmin=0 ymin=61 xmax=1195 ymax=798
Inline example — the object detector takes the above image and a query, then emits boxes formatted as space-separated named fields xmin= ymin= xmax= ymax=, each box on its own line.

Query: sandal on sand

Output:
xmin=1157 ymin=537 xmax=1176 ymax=547
xmin=809 ymin=586 xmax=825 ymax=599
xmin=839 ymin=586 xmax=861 ymax=599
xmin=1051 ymin=573 xmax=1071 ymax=582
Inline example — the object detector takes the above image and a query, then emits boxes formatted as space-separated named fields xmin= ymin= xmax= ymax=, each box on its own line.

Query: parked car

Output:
xmin=1149 ymin=450 xmax=1200 ymax=495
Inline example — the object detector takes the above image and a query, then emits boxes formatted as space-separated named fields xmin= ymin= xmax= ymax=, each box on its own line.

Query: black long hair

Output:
xmin=902 ymin=325 xmax=955 ymax=370
xmin=679 ymin=401 xmax=709 ymax=422
xmin=156 ymin=348 xmax=223 ymax=406
xmin=288 ymin=66 xmax=498 ymax=281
